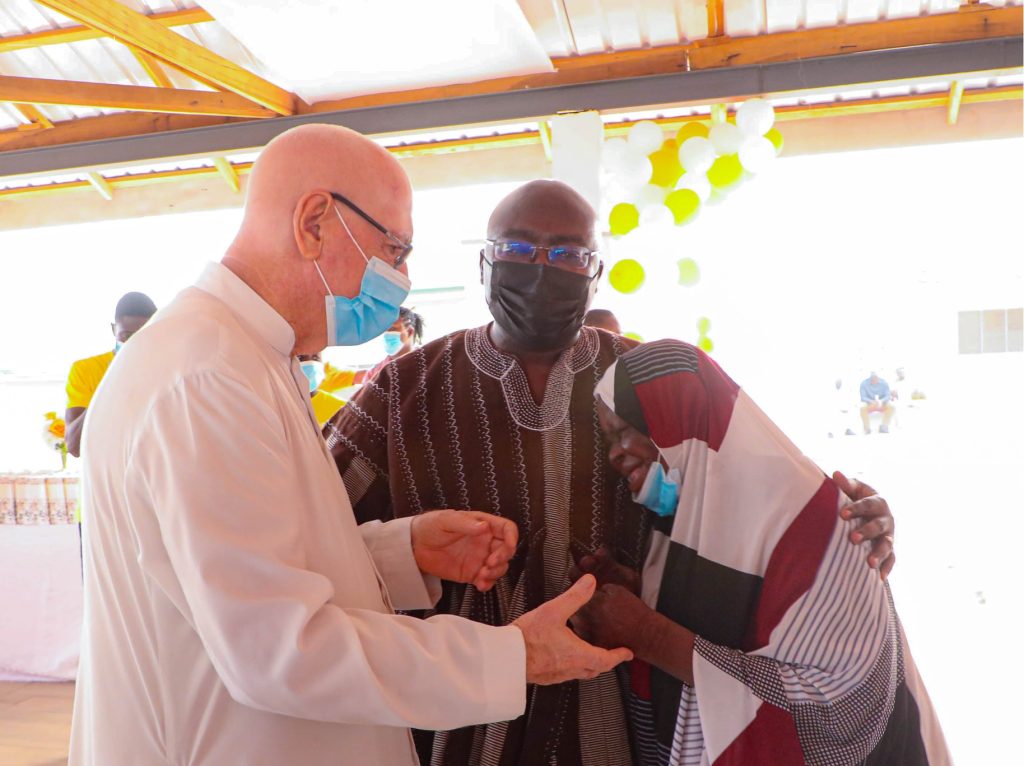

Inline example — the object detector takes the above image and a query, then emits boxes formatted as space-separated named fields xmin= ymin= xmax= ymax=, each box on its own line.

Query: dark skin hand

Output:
xmin=65 ymin=406 xmax=86 ymax=458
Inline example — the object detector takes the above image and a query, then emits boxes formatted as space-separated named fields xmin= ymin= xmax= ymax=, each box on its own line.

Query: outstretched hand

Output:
xmin=833 ymin=471 xmax=895 ymax=579
xmin=512 ymin=575 xmax=633 ymax=685
xmin=411 ymin=510 xmax=518 ymax=591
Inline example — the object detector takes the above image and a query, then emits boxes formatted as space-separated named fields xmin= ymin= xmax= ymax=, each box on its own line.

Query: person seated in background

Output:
xmin=860 ymin=370 xmax=895 ymax=434
xmin=584 ymin=307 xmax=622 ymax=334
xmin=64 ymin=291 xmax=157 ymax=458
xmin=298 ymin=352 xmax=346 ymax=427
xmin=365 ymin=306 xmax=424 ymax=381
xmin=579 ymin=339 xmax=949 ymax=766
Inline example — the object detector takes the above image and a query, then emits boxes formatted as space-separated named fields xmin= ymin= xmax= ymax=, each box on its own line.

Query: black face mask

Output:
xmin=483 ymin=259 xmax=597 ymax=351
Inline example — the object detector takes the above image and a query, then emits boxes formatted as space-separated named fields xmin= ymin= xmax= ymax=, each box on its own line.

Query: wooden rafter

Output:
xmin=13 ymin=103 xmax=54 ymax=130
xmin=706 ymin=0 xmax=726 ymax=38
xmin=0 ymin=7 xmax=212 ymax=54
xmin=32 ymin=0 xmax=297 ymax=116
xmin=947 ymin=79 xmax=966 ymax=124
xmin=0 ymin=75 xmax=277 ymax=117
xmin=212 ymin=156 xmax=241 ymax=192
xmin=130 ymin=48 xmax=173 ymax=89
xmin=85 ymin=171 xmax=112 ymax=200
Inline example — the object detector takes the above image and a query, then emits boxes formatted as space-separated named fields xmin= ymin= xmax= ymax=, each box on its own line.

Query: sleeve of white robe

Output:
xmin=358 ymin=517 xmax=443 ymax=610
xmin=126 ymin=370 xmax=526 ymax=729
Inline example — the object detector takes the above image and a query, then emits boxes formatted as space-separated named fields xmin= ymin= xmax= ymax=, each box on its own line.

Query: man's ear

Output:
xmin=294 ymin=191 xmax=333 ymax=262
xmin=110 ymin=322 xmax=116 ymax=338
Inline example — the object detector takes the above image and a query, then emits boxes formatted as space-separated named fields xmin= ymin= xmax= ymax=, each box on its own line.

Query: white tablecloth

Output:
xmin=0 ymin=524 xmax=82 ymax=681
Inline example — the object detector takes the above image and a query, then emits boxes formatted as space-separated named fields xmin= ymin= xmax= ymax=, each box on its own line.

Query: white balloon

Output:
xmin=738 ymin=136 xmax=776 ymax=174
xmin=678 ymin=137 xmax=715 ymax=173
xmin=614 ymin=152 xmax=654 ymax=191
xmin=601 ymin=137 xmax=630 ymax=172
xmin=634 ymin=184 xmax=669 ymax=208
xmin=709 ymin=122 xmax=743 ymax=155
xmin=736 ymin=98 xmax=775 ymax=136
xmin=627 ymin=120 xmax=665 ymax=156
xmin=675 ymin=172 xmax=711 ymax=202
xmin=639 ymin=203 xmax=674 ymax=229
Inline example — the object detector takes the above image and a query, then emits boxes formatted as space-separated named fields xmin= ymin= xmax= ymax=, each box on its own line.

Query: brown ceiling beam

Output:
xmin=0 ymin=7 xmax=212 ymax=54
xmin=32 ymin=0 xmax=297 ymax=115
xmin=0 ymin=75 xmax=277 ymax=117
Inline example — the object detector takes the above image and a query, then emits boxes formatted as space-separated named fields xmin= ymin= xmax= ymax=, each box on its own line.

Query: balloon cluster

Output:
xmin=602 ymin=98 xmax=783 ymax=297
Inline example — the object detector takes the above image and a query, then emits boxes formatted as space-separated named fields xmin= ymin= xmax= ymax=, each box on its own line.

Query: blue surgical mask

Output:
xmin=382 ymin=331 xmax=403 ymax=356
xmin=633 ymin=462 xmax=681 ymax=517
xmin=314 ymin=205 xmax=411 ymax=347
xmin=113 ymin=341 xmax=123 ymax=355
xmin=299 ymin=360 xmax=325 ymax=393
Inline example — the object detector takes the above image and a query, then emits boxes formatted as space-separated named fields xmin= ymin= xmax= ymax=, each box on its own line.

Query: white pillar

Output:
xmin=549 ymin=110 xmax=604 ymax=211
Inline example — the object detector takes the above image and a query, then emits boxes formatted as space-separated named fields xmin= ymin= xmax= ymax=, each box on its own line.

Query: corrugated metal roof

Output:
xmin=2 ymin=0 xmax=1020 ymax=133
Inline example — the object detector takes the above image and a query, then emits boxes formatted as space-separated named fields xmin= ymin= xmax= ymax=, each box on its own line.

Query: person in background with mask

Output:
xmin=576 ymin=339 xmax=943 ymax=766
xmin=64 ymin=291 xmax=157 ymax=458
xmin=70 ymin=126 xmax=629 ymax=766
xmin=366 ymin=306 xmax=424 ymax=381
xmin=327 ymin=179 xmax=898 ymax=766
xmin=298 ymin=352 xmax=346 ymax=427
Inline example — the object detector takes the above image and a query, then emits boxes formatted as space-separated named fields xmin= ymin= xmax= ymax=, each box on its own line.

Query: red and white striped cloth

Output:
xmin=596 ymin=340 xmax=950 ymax=766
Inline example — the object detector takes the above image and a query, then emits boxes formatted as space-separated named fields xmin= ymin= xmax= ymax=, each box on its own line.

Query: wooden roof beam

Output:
xmin=32 ymin=0 xmax=298 ymax=116
xmin=0 ymin=7 xmax=212 ymax=54
xmin=0 ymin=75 xmax=277 ymax=117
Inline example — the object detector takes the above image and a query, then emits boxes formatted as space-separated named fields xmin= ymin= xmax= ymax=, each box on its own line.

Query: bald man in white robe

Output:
xmin=69 ymin=125 xmax=630 ymax=766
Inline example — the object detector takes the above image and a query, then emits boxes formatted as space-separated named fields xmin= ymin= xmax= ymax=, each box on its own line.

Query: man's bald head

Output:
xmin=487 ymin=180 xmax=597 ymax=250
xmin=223 ymin=124 xmax=413 ymax=355
xmin=239 ymin=124 xmax=411 ymax=255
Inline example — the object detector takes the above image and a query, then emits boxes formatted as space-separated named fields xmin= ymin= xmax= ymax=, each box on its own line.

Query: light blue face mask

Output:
xmin=113 ymin=341 xmax=123 ymax=355
xmin=314 ymin=205 xmax=412 ymax=347
xmin=633 ymin=462 xmax=681 ymax=517
xmin=382 ymin=331 xmax=403 ymax=356
xmin=299 ymin=359 xmax=325 ymax=393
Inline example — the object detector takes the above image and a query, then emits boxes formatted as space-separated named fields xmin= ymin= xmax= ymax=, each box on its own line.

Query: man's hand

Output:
xmin=833 ymin=471 xmax=895 ymax=579
xmin=411 ymin=510 xmax=518 ymax=592
xmin=512 ymin=575 xmax=633 ymax=685
xmin=570 ymin=583 xmax=650 ymax=652
xmin=569 ymin=546 xmax=640 ymax=594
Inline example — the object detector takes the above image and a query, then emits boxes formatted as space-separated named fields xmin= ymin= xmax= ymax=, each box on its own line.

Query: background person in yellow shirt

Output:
xmin=65 ymin=292 xmax=157 ymax=458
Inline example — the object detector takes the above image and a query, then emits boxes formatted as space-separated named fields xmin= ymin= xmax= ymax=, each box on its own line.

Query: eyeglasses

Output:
xmin=485 ymin=239 xmax=599 ymax=273
xmin=330 ymin=192 xmax=413 ymax=268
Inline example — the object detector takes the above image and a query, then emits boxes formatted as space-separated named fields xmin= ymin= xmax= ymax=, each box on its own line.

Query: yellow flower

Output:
xmin=49 ymin=419 xmax=66 ymax=439
xmin=44 ymin=411 xmax=57 ymax=421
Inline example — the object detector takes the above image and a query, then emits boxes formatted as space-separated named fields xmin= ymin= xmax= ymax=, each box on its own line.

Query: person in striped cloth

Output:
xmin=574 ymin=339 xmax=950 ymax=766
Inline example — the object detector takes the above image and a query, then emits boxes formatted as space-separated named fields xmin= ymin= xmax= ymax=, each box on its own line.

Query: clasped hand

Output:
xmin=410 ymin=509 xmax=518 ymax=591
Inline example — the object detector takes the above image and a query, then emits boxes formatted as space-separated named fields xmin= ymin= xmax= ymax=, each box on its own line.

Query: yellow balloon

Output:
xmin=624 ymin=331 xmax=644 ymax=342
xmin=707 ymin=154 xmax=743 ymax=191
xmin=675 ymin=122 xmax=709 ymax=144
xmin=677 ymin=258 xmax=701 ymax=286
xmin=608 ymin=259 xmax=645 ymax=294
xmin=698 ymin=335 xmax=714 ymax=353
xmin=665 ymin=190 xmax=701 ymax=226
xmin=608 ymin=202 xmax=640 ymax=237
xmin=765 ymin=128 xmax=784 ymax=156
xmin=648 ymin=140 xmax=683 ymax=188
